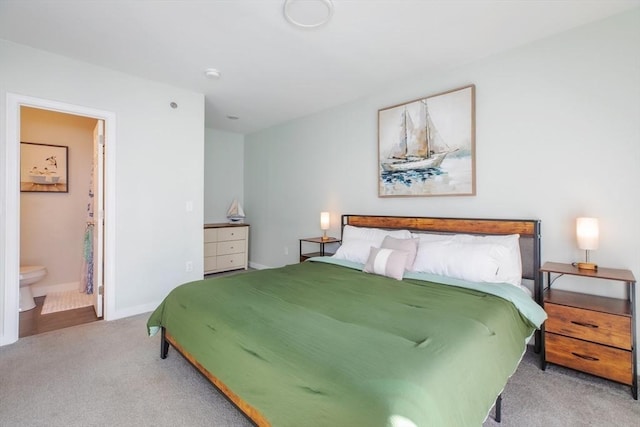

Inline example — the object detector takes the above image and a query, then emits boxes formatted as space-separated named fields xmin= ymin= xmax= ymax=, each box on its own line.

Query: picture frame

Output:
xmin=20 ymin=142 xmax=69 ymax=193
xmin=378 ymin=84 xmax=475 ymax=197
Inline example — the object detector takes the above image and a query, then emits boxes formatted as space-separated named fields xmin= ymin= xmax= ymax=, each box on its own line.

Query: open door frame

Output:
xmin=93 ymin=119 xmax=105 ymax=318
xmin=1 ymin=94 xmax=116 ymax=346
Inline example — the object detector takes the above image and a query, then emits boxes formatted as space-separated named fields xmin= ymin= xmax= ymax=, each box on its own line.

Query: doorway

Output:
xmin=18 ymin=107 xmax=103 ymax=337
xmin=1 ymin=94 xmax=116 ymax=346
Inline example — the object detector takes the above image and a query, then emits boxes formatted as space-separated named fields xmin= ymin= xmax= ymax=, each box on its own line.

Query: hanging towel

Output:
xmin=80 ymin=223 xmax=94 ymax=294
xmin=80 ymin=143 xmax=96 ymax=295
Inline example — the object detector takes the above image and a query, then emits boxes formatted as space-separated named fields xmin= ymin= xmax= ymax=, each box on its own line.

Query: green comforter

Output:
xmin=147 ymin=258 xmax=546 ymax=426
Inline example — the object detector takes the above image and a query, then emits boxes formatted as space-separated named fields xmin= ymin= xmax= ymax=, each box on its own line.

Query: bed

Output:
xmin=147 ymin=215 xmax=546 ymax=426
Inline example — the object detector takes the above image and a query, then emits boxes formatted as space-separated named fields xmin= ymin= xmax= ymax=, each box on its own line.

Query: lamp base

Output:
xmin=577 ymin=262 xmax=598 ymax=271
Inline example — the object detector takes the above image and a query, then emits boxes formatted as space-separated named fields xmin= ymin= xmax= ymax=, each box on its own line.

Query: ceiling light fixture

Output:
xmin=204 ymin=68 xmax=221 ymax=79
xmin=283 ymin=0 xmax=333 ymax=29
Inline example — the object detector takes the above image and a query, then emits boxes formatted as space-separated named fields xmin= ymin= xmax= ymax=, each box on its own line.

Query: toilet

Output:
xmin=19 ymin=265 xmax=47 ymax=312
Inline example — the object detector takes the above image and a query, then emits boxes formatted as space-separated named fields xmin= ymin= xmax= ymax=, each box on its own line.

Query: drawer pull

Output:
xmin=571 ymin=352 xmax=599 ymax=362
xmin=570 ymin=320 xmax=598 ymax=329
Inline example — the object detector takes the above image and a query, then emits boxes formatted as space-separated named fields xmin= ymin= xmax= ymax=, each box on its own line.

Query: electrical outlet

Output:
xmin=185 ymin=261 xmax=193 ymax=272
xmin=284 ymin=246 xmax=289 ymax=255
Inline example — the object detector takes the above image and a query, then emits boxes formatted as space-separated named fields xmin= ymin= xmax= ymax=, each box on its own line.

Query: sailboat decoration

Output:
xmin=226 ymin=199 xmax=246 ymax=223
xmin=381 ymin=99 xmax=456 ymax=172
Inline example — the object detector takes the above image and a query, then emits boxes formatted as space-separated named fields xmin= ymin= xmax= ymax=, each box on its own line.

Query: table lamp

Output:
xmin=320 ymin=212 xmax=330 ymax=241
xmin=576 ymin=217 xmax=598 ymax=270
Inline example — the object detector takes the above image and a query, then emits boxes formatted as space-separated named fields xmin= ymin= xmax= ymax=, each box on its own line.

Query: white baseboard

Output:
xmin=109 ymin=301 xmax=161 ymax=322
xmin=30 ymin=281 xmax=80 ymax=297
xmin=248 ymin=261 xmax=270 ymax=270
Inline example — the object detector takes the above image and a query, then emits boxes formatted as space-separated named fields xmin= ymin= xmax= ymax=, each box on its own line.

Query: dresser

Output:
xmin=204 ymin=223 xmax=249 ymax=274
xmin=541 ymin=262 xmax=637 ymax=399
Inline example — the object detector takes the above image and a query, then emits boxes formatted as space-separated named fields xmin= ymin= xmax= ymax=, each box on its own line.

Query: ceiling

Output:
xmin=1 ymin=0 xmax=638 ymax=134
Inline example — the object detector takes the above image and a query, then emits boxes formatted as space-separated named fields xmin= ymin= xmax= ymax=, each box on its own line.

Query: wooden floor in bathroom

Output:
xmin=19 ymin=296 xmax=100 ymax=338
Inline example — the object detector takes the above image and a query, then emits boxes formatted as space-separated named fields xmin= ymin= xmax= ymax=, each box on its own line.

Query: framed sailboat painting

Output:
xmin=378 ymin=84 xmax=475 ymax=197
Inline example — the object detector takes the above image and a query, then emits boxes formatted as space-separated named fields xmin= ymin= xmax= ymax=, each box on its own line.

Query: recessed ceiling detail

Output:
xmin=283 ymin=0 xmax=334 ymax=29
xmin=204 ymin=68 xmax=221 ymax=79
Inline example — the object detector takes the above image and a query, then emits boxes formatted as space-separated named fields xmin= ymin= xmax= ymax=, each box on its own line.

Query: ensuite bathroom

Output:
xmin=18 ymin=106 xmax=102 ymax=337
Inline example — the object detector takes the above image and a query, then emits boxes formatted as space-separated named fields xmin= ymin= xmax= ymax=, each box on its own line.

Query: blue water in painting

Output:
xmin=381 ymin=168 xmax=445 ymax=187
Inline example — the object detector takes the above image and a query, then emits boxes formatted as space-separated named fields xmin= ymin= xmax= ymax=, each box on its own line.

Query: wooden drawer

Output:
xmin=204 ymin=242 xmax=217 ymax=257
xmin=204 ymin=228 xmax=218 ymax=243
xmin=545 ymin=303 xmax=631 ymax=350
xmin=217 ymin=253 xmax=245 ymax=270
xmin=545 ymin=332 xmax=632 ymax=385
xmin=218 ymin=227 xmax=246 ymax=241
xmin=204 ymin=256 xmax=217 ymax=272
xmin=217 ymin=240 xmax=244 ymax=255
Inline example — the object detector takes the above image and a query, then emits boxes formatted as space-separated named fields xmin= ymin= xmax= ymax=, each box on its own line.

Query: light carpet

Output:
xmin=41 ymin=290 xmax=94 ymax=314
xmin=0 ymin=314 xmax=638 ymax=426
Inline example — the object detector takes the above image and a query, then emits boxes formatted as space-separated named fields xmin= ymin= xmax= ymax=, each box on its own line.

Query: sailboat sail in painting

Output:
xmin=378 ymin=85 xmax=475 ymax=197
xmin=381 ymin=100 xmax=455 ymax=172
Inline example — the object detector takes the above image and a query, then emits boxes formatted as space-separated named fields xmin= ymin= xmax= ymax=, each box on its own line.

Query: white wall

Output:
xmin=0 ymin=39 xmax=205 ymax=344
xmin=245 ymin=10 xmax=639 ymax=309
xmin=20 ymin=107 xmax=95 ymax=296
xmin=204 ymin=127 xmax=244 ymax=223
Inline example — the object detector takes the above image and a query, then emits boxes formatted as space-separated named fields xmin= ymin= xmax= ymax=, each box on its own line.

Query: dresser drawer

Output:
xmin=217 ymin=240 xmax=245 ymax=255
xmin=204 ymin=228 xmax=218 ymax=243
xmin=217 ymin=253 xmax=245 ymax=270
xmin=204 ymin=256 xmax=217 ymax=272
xmin=218 ymin=227 xmax=246 ymax=241
xmin=545 ymin=332 xmax=632 ymax=385
xmin=204 ymin=242 xmax=217 ymax=257
xmin=545 ymin=303 xmax=631 ymax=350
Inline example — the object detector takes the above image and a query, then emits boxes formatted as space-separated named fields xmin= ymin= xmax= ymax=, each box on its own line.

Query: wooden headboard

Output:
xmin=341 ymin=214 xmax=542 ymax=305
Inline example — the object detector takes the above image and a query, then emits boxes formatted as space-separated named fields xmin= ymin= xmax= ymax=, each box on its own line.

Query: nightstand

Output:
xmin=541 ymin=262 xmax=637 ymax=399
xmin=299 ymin=237 xmax=341 ymax=262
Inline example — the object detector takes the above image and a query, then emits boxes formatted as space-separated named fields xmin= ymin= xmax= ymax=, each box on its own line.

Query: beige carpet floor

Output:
xmin=41 ymin=290 xmax=94 ymax=314
xmin=0 ymin=313 xmax=638 ymax=426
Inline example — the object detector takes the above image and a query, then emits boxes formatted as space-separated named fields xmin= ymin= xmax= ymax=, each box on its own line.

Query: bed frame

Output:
xmin=160 ymin=215 xmax=542 ymax=426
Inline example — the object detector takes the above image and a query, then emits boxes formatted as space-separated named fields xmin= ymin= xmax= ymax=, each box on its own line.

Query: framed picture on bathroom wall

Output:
xmin=20 ymin=142 xmax=69 ymax=193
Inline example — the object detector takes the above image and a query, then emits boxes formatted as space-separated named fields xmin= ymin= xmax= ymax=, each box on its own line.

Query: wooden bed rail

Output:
xmin=161 ymin=328 xmax=271 ymax=427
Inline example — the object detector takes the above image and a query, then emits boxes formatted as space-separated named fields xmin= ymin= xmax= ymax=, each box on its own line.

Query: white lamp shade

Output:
xmin=320 ymin=212 xmax=330 ymax=231
xmin=576 ymin=217 xmax=599 ymax=250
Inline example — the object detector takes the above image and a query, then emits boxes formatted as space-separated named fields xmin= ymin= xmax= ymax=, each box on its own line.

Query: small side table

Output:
xmin=299 ymin=237 xmax=341 ymax=262
xmin=540 ymin=261 xmax=637 ymax=399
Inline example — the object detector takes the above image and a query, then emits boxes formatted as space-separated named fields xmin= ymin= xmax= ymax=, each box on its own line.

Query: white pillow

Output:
xmin=333 ymin=225 xmax=412 ymax=264
xmin=452 ymin=234 xmax=522 ymax=286
xmin=363 ymin=247 xmax=409 ymax=281
xmin=380 ymin=236 xmax=419 ymax=270
xmin=411 ymin=232 xmax=454 ymax=243
xmin=411 ymin=234 xmax=522 ymax=287
xmin=411 ymin=240 xmax=498 ymax=282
